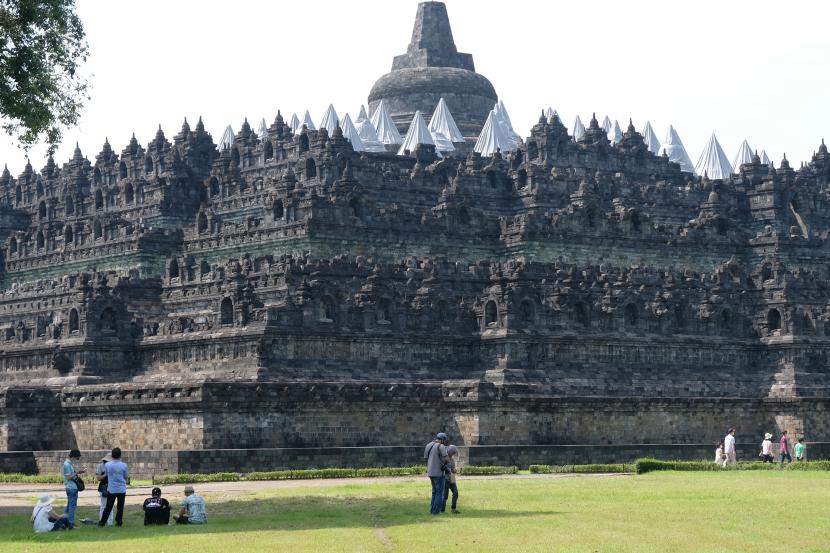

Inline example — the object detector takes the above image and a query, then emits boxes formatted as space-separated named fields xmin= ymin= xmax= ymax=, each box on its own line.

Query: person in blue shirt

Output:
xmin=97 ymin=447 xmax=129 ymax=526
xmin=62 ymin=449 xmax=85 ymax=528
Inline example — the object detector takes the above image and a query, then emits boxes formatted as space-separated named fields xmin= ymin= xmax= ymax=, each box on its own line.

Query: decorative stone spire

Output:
xmin=181 ymin=118 xmax=190 ymax=134
xmin=820 ymin=138 xmax=828 ymax=155
xmin=195 ymin=116 xmax=205 ymax=133
xmin=393 ymin=2 xmax=473 ymax=71
xmin=72 ymin=142 xmax=83 ymax=163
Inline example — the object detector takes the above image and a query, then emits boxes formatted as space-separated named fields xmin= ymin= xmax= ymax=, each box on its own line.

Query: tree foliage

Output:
xmin=0 ymin=0 xmax=89 ymax=154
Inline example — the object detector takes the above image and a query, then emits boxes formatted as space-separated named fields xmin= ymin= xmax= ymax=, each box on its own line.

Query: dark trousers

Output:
xmin=429 ymin=476 xmax=445 ymax=514
xmin=175 ymin=515 xmax=190 ymax=524
xmin=50 ymin=517 xmax=71 ymax=531
xmin=99 ymin=492 xmax=126 ymax=526
xmin=762 ymin=454 xmax=773 ymax=463
xmin=780 ymin=451 xmax=792 ymax=464
xmin=441 ymin=478 xmax=458 ymax=511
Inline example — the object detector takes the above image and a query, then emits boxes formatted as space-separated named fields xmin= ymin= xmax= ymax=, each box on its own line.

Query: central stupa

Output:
xmin=368 ymin=2 xmax=498 ymax=141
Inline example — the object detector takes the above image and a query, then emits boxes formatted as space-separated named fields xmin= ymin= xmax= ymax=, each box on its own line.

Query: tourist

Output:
xmin=441 ymin=443 xmax=460 ymax=514
xmin=173 ymin=485 xmax=207 ymax=524
xmin=779 ymin=430 xmax=792 ymax=466
xmin=795 ymin=437 xmax=806 ymax=461
xmin=98 ymin=447 xmax=129 ymax=526
xmin=62 ymin=449 xmax=85 ymax=528
xmin=760 ymin=433 xmax=774 ymax=463
xmin=143 ymin=487 xmax=171 ymax=525
xmin=31 ymin=494 xmax=71 ymax=533
xmin=714 ymin=442 xmax=727 ymax=468
xmin=724 ymin=428 xmax=737 ymax=466
xmin=424 ymin=432 xmax=449 ymax=515
xmin=95 ymin=453 xmax=114 ymax=526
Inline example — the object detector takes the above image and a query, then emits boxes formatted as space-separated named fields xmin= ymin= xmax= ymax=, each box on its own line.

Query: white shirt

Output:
xmin=31 ymin=505 xmax=54 ymax=533
xmin=761 ymin=439 xmax=772 ymax=456
xmin=724 ymin=434 xmax=736 ymax=454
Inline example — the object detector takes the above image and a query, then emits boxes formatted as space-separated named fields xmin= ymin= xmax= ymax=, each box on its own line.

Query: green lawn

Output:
xmin=2 ymin=472 xmax=829 ymax=553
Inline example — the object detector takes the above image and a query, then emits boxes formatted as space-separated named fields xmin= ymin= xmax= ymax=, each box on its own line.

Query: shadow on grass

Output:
xmin=0 ymin=494 xmax=558 ymax=544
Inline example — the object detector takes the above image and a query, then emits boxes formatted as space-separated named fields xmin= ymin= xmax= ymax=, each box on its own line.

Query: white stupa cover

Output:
xmin=731 ymin=139 xmax=753 ymax=171
xmin=429 ymin=98 xmax=465 ymax=144
xmin=296 ymin=110 xmax=316 ymax=135
xmin=289 ymin=113 xmax=300 ymax=133
xmin=371 ymin=100 xmax=402 ymax=145
xmin=545 ymin=107 xmax=558 ymax=123
xmin=338 ymin=113 xmax=365 ymax=152
xmin=608 ymin=121 xmax=622 ymax=145
xmin=601 ymin=116 xmax=612 ymax=134
xmin=398 ymin=111 xmax=439 ymax=157
xmin=354 ymin=106 xmax=386 ymax=153
xmin=218 ymin=125 xmax=234 ymax=150
xmin=641 ymin=121 xmax=661 ymax=154
xmin=474 ymin=109 xmax=512 ymax=156
xmin=258 ymin=118 xmax=268 ymax=139
xmin=661 ymin=125 xmax=695 ymax=173
xmin=319 ymin=104 xmax=339 ymax=135
xmin=572 ymin=116 xmax=586 ymax=141
xmin=695 ymin=132 xmax=733 ymax=179
xmin=494 ymin=101 xmax=520 ymax=148
xmin=760 ymin=149 xmax=771 ymax=165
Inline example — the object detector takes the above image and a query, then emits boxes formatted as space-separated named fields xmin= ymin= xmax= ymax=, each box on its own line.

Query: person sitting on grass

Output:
xmin=32 ymin=494 xmax=71 ymax=533
xmin=173 ymin=485 xmax=207 ymax=524
xmin=143 ymin=487 xmax=171 ymax=525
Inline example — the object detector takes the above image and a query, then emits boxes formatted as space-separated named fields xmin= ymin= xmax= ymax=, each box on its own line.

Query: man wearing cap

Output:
xmin=31 ymin=494 xmax=71 ymax=533
xmin=174 ymin=485 xmax=207 ymax=524
xmin=143 ymin=487 xmax=171 ymax=525
xmin=424 ymin=432 xmax=450 ymax=515
xmin=95 ymin=452 xmax=114 ymax=526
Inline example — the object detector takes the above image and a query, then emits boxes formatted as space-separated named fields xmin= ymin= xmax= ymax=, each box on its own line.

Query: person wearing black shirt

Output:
xmin=142 ymin=487 xmax=170 ymax=525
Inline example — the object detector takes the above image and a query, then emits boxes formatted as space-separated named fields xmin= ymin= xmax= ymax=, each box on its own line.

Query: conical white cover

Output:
xmin=608 ymin=120 xmax=622 ymax=145
xmin=398 ymin=111 xmax=438 ymax=157
xmin=642 ymin=121 xmax=661 ymax=154
xmin=289 ymin=113 xmax=300 ymax=133
xmin=219 ymin=125 xmax=234 ymax=150
xmin=429 ymin=98 xmax=465 ymax=144
xmin=371 ymin=100 xmax=402 ymax=145
xmin=319 ymin=104 xmax=339 ymax=135
xmin=572 ymin=116 xmax=586 ymax=141
xmin=601 ymin=116 xmax=612 ymax=134
xmin=731 ymin=139 xmax=753 ymax=171
xmin=695 ymin=132 xmax=733 ymax=179
xmin=474 ymin=109 xmax=511 ymax=157
xmin=661 ymin=125 xmax=695 ymax=173
xmin=354 ymin=106 xmax=386 ymax=153
xmin=494 ymin=101 xmax=520 ymax=148
xmin=760 ymin=149 xmax=771 ymax=165
xmin=258 ymin=118 xmax=268 ymax=139
xmin=545 ymin=107 xmax=558 ymax=122
xmin=296 ymin=111 xmax=316 ymax=135
xmin=339 ymin=114 xmax=365 ymax=152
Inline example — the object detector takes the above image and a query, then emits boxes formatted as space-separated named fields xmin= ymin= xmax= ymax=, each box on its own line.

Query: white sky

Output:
xmin=1 ymin=0 xmax=828 ymax=174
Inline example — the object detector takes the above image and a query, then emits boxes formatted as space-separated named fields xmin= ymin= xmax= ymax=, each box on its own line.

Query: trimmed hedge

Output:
xmin=634 ymin=458 xmax=830 ymax=474
xmin=529 ymin=464 xmax=632 ymax=474
xmin=0 ymin=473 xmax=64 ymax=484
xmin=151 ymin=465 xmax=517 ymax=485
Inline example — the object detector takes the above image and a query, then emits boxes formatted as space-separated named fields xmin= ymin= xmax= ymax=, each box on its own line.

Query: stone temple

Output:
xmin=1 ymin=2 xmax=829 ymax=474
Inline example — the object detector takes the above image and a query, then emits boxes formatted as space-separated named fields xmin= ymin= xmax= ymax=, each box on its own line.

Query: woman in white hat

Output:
xmin=31 ymin=494 xmax=71 ymax=533
xmin=760 ymin=432 xmax=774 ymax=463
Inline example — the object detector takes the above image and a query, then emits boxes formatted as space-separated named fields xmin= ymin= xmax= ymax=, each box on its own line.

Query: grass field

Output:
xmin=1 ymin=472 xmax=829 ymax=553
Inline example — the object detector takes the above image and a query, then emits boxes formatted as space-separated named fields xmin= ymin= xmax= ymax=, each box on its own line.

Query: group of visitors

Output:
xmin=715 ymin=428 xmax=806 ymax=467
xmin=32 ymin=448 xmax=207 ymax=532
xmin=424 ymin=432 xmax=460 ymax=515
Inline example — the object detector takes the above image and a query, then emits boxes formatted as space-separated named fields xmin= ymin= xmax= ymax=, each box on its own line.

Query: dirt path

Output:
xmin=0 ymin=473 xmax=625 ymax=508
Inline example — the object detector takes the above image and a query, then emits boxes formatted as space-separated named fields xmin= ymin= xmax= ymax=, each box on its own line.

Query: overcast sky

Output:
xmin=1 ymin=0 xmax=828 ymax=175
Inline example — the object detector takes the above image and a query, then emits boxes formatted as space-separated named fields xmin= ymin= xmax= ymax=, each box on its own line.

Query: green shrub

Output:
xmin=634 ymin=459 xmax=721 ymax=474
xmin=528 ymin=464 xmax=632 ymax=474
xmin=458 ymin=465 xmax=517 ymax=475
xmin=785 ymin=460 xmax=830 ymax=471
xmin=0 ymin=473 xmax=64 ymax=484
xmin=354 ymin=466 xmax=424 ymax=477
xmin=529 ymin=464 xmax=554 ymax=474
xmin=153 ymin=472 xmax=240 ymax=485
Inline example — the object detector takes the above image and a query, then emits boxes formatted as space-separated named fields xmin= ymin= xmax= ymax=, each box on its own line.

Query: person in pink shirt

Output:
xmin=779 ymin=430 xmax=792 ymax=465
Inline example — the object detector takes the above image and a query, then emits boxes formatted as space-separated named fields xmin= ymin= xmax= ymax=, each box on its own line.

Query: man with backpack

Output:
xmin=424 ymin=432 xmax=450 ymax=515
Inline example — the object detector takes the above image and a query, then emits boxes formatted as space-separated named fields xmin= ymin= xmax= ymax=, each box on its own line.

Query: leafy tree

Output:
xmin=0 ymin=0 xmax=89 ymax=154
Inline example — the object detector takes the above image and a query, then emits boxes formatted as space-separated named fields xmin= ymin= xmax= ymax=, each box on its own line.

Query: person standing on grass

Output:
xmin=760 ymin=433 xmax=774 ymax=463
xmin=424 ymin=432 xmax=449 ymax=515
xmin=174 ymin=485 xmax=207 ymax=524
xmin=62 ymin=449 xmax=85 ymax=528
xmin=98 ymin=447 xmax=129 ymax=526
xmin=795 ymin=437 xmax=806 ymax=461
xmin=441 ymin=443 xmax=460 ymax=514
xmin=779 ymin=430 xmax=792 ymax=466
xmin=724 ymin=428 xmax=737 ymax=466
xmin=95 ymin=453 xmax=114 ymax=526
